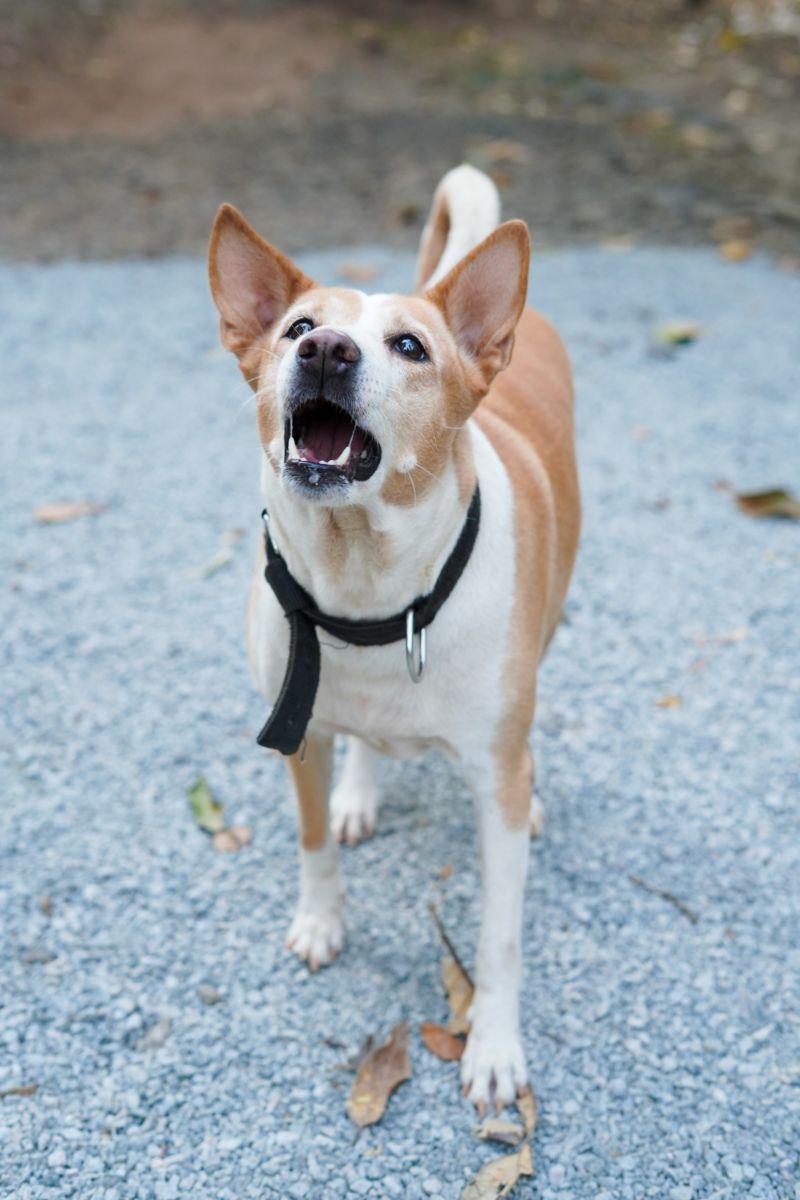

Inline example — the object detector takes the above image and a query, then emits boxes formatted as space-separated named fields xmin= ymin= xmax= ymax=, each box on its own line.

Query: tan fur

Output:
xmin=475 ymin=307 xmax=580 ymax=827
xmin=286 ymin=733 xmax=333 ymax=851
xmin=208 ymin=172 xmax=581 ymax=1110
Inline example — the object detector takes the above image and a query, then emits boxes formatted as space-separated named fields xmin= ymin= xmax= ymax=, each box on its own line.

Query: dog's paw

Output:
xmin=330 ymin=779 xmax=379 ymax=845
xmin=529 ymin=793 xmax=545 ymax=839
xmin=285 ymin=908 xmax=343 ymax=971
xmin=461 ymin=1023 xmax=528 ymax=1114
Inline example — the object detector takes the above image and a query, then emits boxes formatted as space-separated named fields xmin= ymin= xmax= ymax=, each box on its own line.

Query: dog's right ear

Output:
xmin=208 ymin=204 xmax=315 ymax=360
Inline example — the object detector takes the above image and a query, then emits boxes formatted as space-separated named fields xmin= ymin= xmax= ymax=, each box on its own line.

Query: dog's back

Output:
xmin=417 ymin=166 xmax=580 ymax=657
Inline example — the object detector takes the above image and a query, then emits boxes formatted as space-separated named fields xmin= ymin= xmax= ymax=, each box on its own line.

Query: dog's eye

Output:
xmin=285 ymin=317 xmax=315 ymax=340
xmin=392 ymin=333 xmax=427 ymax=362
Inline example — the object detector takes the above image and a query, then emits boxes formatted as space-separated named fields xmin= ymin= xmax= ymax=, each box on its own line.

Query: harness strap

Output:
xmin=256 ymin=487 xmax=481 ymax=755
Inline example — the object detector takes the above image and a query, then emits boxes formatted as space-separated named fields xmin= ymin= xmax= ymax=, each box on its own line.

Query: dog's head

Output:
xmin=208 ymin=205 xmax=529 ymax=506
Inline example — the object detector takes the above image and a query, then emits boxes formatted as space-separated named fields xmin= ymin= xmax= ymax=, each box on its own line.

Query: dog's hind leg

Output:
xmin=285 ymin=732 xmax=344 ymax=970
xmin=330 ymin=737 xmax=381 ymax=846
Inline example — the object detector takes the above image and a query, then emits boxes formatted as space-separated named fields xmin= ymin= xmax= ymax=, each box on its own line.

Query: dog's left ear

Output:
xmin=208 ymin=203 xmax=315 ymax=360
xmin=426 ymin=220 xmax=530 ymax=388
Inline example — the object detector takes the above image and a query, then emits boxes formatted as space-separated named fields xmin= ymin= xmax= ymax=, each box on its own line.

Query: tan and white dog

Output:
xmin=208 ymin=165 xmax=580 ymax=1112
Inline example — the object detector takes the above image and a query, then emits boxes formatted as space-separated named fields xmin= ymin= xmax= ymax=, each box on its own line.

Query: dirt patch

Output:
xmin=1 ymin=0 xmax=798 ymax=261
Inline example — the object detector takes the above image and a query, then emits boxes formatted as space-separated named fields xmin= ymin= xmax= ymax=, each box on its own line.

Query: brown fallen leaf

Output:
xmin=734 ymin=488 xmax=800 ymax=520
xmin=212 ymin=825 xmax=252 ymax=853
xmin=655 ymin=694 xmax=683 ymax=709
xmin=517 ymin=1086 xmax=538 ymax=1136
xmin=346 ymin=1021 xmax=411 ymax=1127
xmin=38 ymin=895 xmax=53 ymax=917
xmin=442 ymin=956 xmax=474 ymax=1036
xmin=460 ymin=1141 xmax=533 ymax=1199
xmin=474 ymin=1117 xmax=525 ymax=1147
xmin=34 ymin=501 xmax=107 ymax=524
xmin=420 ymin=1022 xmax=465 ymax=1061
xmin=719 ymin=239 xmax=752 ymax=262
xmin=0 ymin=1082 xmax=38 ymax=1099
xmin=474 ymin=138 xmax=530 ymax=165
xmin=338 ymin=263 xmax=379 ymax=283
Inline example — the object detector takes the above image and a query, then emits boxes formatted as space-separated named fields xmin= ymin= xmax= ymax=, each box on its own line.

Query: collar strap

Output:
xmin=256 ymin=487 xmax=481 ymax=755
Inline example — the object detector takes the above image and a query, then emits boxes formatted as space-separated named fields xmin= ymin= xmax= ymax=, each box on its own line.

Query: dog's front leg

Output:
xmin=284 ymin=732 xmax=344 ymax=970
xmin=461 ymin=748 xmax=531 ymax=1112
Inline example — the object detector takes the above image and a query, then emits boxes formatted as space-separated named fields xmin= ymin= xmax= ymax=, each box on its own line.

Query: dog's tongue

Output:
xmin=302 ymin=410 xmax=366 ymax=464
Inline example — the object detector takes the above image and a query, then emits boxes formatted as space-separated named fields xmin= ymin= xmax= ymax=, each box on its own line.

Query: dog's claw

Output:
xmin=285 ymin=909 xmax=343 ymax=970
xmin=461 ymin=1024 xmax=528 ymax=1114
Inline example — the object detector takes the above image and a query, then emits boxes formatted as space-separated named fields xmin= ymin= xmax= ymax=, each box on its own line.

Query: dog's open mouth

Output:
xmin=283 ymin=399 xmax=382 ymax=488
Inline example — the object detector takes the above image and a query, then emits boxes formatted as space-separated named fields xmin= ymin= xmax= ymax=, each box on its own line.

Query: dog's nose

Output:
xmin=297 ymin=329 xmax=361 ymax=376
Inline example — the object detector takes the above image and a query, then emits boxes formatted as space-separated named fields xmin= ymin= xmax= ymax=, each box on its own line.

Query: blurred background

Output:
xmin=1 ymin=0 xmax=799 ymax=263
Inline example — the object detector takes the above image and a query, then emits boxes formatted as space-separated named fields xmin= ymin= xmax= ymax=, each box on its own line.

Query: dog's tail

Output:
xmin=415 ymin=165 xmax=501 ymax=292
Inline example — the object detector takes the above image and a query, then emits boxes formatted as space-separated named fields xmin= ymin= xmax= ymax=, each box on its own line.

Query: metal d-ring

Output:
xmin=405 ymin=609 xmax=426 ymax=683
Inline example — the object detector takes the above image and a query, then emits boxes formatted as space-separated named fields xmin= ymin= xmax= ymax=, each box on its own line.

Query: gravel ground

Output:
xmin=1 ymin=247 xmax=799 ymax=1199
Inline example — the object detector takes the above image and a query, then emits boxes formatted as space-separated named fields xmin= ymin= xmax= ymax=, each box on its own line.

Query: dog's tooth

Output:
xmin=360 ymin=448 xmax=368 ymax=459
xmin=333 ymin=444 xmax=351 ymax=467
xmin=287 ymin=434 xmax=299 ymax=460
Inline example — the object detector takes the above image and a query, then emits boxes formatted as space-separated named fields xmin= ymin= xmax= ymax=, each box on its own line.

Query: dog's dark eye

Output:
xmin=392 ymin=333 xmax=427 ymax=362
xmin=285 ymin=317 xmax=315 ymax=340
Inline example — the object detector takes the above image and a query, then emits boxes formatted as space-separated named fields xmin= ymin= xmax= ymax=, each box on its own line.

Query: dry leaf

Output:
xmin=346 ymin=1021 xmax=411 ymax=1127
xmin=656 ymin=694 xmax=683 ymax=708
xmin=185 ymin=548 xmax=233 ymax=579
xmin=34 ymin=501 xmax=107 ymax=524
xmin=187 ymin=777 xmax=225 ymax=834
xmin=212 ymin=825 xmax=252 ymax=853
xmin=488 ymin=169 xmax=511 ymax=190
xmin=421 ymin=1022 xmax=465 ymax=1061
xmin=475 ymin=138 xmax=530 ymax=165
xmin=394 ymin=202 xmax=420 ymax=226
xmin=720 ymin=239 xmax=752 ymax=262
xmin=442 ymin=957 xmax=474 ymax=1036
xmin=338 ymin=263 xmax=379 ymax=283
xmin=460 ymin=1143 xmax=533 ymax=1199
xmin=0 ymin=1082 xmax=38 ymax=1099
xmin=517 ymin=1086 xmax=538 ymax=1136
xmin=38 ymin=895 xmax=53 ymax=917
xmin=474 ymin=1117 xmax=525 ymax=1147
xmin=735 ymin=488 xmax=800 ymax=520
xmin=440 ymin=863 xmax=454 ymax=880
xmin=602 ymin=234 xmax=637 ymax=252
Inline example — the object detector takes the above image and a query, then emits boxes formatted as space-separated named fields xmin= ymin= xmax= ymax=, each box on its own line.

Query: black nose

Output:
xmin=297 ymin=329 xmax=361 ymax=376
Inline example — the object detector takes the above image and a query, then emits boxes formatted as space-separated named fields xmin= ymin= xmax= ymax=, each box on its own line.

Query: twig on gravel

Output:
xmin=428 ymin=902 xmax=474 ymax=989
xmin=628 ymin=874 xmax=699 ymax=924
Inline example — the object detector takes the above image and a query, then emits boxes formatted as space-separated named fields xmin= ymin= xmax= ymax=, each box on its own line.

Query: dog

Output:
xmin=208 ymin=165 xmax=580 ymax=1112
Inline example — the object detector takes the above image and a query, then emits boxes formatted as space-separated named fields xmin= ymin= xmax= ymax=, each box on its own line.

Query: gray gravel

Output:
xmin=1 ymin=246 xmax=799 ymax=1200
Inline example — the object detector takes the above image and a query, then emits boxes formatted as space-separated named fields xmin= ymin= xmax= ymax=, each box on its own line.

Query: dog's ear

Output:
xmin=208 ymin=204 xmax=315 ymax=359
xmin=426 ymin=220 xmax=530 ymax=387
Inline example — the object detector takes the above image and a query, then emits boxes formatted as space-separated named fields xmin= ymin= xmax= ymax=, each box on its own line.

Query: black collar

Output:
xmin=256 ymin=487 xmax=481 ymax=755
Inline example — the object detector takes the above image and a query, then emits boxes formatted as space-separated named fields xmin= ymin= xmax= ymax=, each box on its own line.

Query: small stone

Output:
xmin=135 ymin=1017 xmax=173 ymax=1051
xmin=197 ymin=984 xmax=222 ymax=1006
xmin=47 ymin=1148 xmax=67 ymax=1168
xmin=670 ymin=1187 xmax=693 ymax=1200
